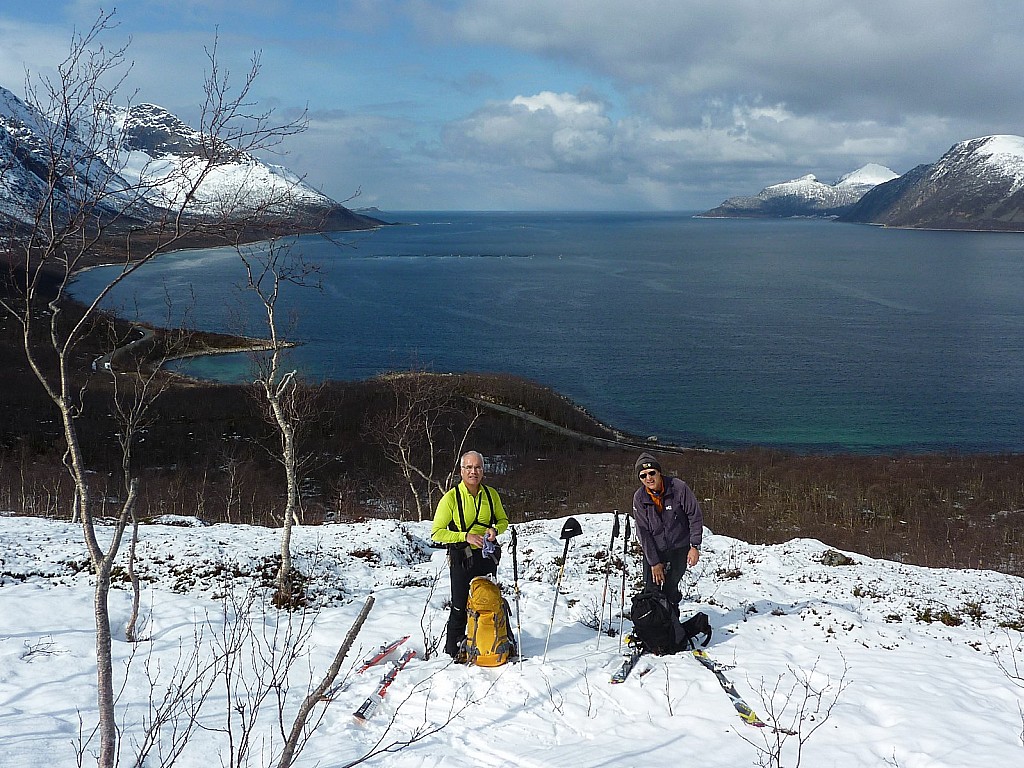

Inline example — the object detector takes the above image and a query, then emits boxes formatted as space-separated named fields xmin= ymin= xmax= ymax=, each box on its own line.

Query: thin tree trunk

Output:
xmin=276 ymin=596 xmax=375 ymax=768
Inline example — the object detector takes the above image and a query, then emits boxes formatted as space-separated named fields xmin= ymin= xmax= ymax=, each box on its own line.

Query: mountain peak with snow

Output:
xmin=841 ymin=135 xmax=1024 ymax=230
xmin=104 ymin=101 xmax=217 ymax=159
xmin=702 ymin=162 xmax=898 ymax=219
xmin=1 ymin=84 xmax=379 ymax=232
xmin=835 ymin=163 xmax=900 ymax=189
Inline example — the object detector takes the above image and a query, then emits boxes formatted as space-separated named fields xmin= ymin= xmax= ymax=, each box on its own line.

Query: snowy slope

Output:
xmin=0 ymin=85 xmax=144 ymax=226
xmin=1 ymin=513 xmax=1023 ymax=768
xmin=931 ymin=134 xmax=1024 ymax=195
xmin=2 ymin=85 xmax=362 ymax=229
xmin=100 ymin=102 xmax=338 ymax=216
xmin=843 ymin=135 xmax=1024 ymax=230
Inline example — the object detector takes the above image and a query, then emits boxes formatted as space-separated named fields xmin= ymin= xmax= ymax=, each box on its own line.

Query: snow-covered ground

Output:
xmin=2 ymin=513 xmax=1023 ymax=767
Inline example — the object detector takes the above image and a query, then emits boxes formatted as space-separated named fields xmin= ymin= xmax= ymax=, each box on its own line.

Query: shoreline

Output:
xmin=31 ymin=223 xmax=1024 ymax=459
xmin=158 ymin=337 xmax=296 ymax=367
xmin=59 ymin=224 xmax=345 ymax=382
xmin=6 ymin=226 xmax=1024 ymax=574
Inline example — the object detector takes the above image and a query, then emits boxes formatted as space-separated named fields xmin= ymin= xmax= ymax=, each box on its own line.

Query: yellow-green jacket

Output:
xmin=431 ymin=482 xmax=509 ymax=547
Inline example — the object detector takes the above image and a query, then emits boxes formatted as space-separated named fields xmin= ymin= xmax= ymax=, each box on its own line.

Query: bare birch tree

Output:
xmin=105 ymin=319 xmax=193 ymax=642
xmin=236 ymin=236 xmax=323 ymax=607
xmin=0 ymin=12 xmax=305 ymax=767
xmin=364 ymin=372 xmax=481 ymax=520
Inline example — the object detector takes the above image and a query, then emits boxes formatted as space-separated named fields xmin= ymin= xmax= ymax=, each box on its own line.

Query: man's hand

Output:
xmin=650 ymin=563 xmax=665 ymax=586
xmin=688 ymin=546 xmax=700 ymax=568
xmin=468 ymin=528 xmax=497 ymax=548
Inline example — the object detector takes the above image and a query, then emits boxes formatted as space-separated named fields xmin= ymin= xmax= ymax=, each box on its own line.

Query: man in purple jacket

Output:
xmin=631 ymin=452 xmax=704 ymax=620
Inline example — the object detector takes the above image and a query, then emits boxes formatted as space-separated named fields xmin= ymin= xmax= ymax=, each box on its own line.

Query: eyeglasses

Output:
xmin=461 ymin=465 xmax=483 ymax=472
xmin=639 ymin=470 xmax=659 ymax=479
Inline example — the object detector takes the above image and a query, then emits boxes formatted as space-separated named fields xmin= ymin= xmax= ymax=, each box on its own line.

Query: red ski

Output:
xmin=322 ymin=635 xmax=410 ymax=701
xmin=357 ymin=635 xmax=411 ymax=673
xmin=353 ymin=648 xmax=417 ymax=721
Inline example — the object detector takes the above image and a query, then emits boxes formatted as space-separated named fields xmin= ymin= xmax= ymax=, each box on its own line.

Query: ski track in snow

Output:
xmin=1 ymin=513 xmax=1023 ymax=767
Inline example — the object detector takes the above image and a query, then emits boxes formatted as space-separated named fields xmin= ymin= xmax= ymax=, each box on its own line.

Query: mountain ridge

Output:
xmin=703 ymin=134 xmax=1024 ymax=232
xmin=1 ymin=85 xmax=380 ymax=234
xmin=702 ymin=163 xmax=898 ymax=219
xmin=839 ymin=135 xmax=1024 ymax=231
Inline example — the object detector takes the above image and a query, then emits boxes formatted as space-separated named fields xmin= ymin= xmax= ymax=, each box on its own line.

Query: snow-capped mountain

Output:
xmin=0 ymin=85 xmax=156 ymax=227
xmin=0 ymin=85 xmax=378 ymax=232
xmin=834 ymin=162 xmax=901 ymax=194
xmin=702 ymin=163 xmax=898 ymax=219
xmin=101 ymin=101 xmax=340 ymax=216
xmin=841 ymin=135 xmax=1024 ymax=231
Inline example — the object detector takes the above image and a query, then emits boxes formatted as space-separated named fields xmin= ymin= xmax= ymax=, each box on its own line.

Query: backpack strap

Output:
xmin=482 ymin=486 xmax=493 ymax=524
xmin=448 ymin=487 xmax=468 ymax=533
xmin=447 ymin=484 xmax=494 ymax=533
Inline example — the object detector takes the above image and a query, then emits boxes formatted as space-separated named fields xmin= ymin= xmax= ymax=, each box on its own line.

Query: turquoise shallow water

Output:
xmin=70 ymin=211 xmax=1024 ymax=454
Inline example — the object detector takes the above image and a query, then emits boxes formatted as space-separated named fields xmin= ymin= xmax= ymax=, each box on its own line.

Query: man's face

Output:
xmin=639 ymin=468 xmax=662 ymax=491
xmin=461 ymin=456 xmax=484 ymax=486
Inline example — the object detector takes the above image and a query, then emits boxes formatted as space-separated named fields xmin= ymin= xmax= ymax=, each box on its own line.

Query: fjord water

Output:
xmin=71 ymin=212 xmax=1024 ymax=453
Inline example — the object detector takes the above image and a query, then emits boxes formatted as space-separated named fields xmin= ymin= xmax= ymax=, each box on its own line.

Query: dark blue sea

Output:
xmin=70 ymin=212 xmax=1024 ymax=454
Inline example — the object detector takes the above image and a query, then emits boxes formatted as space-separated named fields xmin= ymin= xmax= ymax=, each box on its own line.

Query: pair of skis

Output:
xmin=609 ymin=643 xmax=792 ymax=734
xmin=321 ymin=635 xmax=415 ymax=721
xmin=352 ymin=647 xmax=417 ymax=721
xmin=690 ymin=649 xmax=774 ymax=729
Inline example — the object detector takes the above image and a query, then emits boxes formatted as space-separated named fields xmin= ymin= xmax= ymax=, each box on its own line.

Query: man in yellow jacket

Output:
xmin=431 ymin=450 xmax=509 ymax=660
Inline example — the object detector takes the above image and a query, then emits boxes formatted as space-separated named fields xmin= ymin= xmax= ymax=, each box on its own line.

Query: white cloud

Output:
xmin=417 ymin=0 xmax=1024 ymax=199
xmin=4 ymin=1 xmax=1023 ymax=210
xmin=432 ymin=86 xmax=944 ymax=208
xmin=444 ymin=91 xmax=617 ymax=175
xmin=0 ymin=20 xmax=74 ymax=87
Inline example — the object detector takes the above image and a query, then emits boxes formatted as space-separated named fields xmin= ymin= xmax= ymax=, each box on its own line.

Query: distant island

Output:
xmin=701 ymin=163 xmax=897 ymax=219
xmin=702 ymin=135 xmax=1024 ymax=232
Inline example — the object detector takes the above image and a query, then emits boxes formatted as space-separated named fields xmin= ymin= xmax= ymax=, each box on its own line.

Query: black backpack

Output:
xmin=680 ymin=611 xmax=713 ymax=650
xmin=630 ymin=589 xmax=680 ymax=655
xmin=630 ymin=589 xmax=712 ymax=655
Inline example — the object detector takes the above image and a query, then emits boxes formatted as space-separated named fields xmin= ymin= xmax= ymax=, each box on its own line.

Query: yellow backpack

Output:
xmin=465 ymin=576 xmax=516 ymax=667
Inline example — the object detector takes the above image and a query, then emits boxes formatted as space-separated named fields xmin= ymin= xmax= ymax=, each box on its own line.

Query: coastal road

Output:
xmin=92 ymin=325 xmax=155 ymax=373
xmin=466 ymin=396 xmax=705 ymax=455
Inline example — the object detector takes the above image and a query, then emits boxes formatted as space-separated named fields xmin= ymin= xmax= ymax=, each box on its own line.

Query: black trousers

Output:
xmin=445 ymin=546 xmax=497 ymax=657
xmin=641 ymin=546 xmax=688 ymax=621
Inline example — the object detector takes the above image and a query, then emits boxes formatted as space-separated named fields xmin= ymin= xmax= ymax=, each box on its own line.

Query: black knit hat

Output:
xmin=635 ymin=452 xmax=662 ymax=478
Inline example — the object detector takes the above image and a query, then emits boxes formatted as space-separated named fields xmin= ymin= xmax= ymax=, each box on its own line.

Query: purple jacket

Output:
xmin=632 ymin=476 xmax=704 ymax=567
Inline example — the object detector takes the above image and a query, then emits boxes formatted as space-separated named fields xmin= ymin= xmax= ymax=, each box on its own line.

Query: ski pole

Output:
xmin=511 ymin=526 xmax=524 ymax=662
xmin=596 ymin=510 xmax=619 ymax=649
xmin=618 ymin=514 xmax=631 ymax=651
xmin=542 ymin=516 xmax=582 ymax=663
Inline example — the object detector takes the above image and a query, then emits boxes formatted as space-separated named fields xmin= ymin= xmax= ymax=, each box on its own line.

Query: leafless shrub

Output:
xmin=990 ymin=588 xmax=1024 ymax=746
xmin=129 ymin=626 xmax=218 ymax=768
xmin=338 ymin=673 xmax=499 ymax=768
xmin=363 ymin=370 xmax=481 ymax=521
xmin=20 ymin=636 xmax=61 ymax=660
xmin=738 ymin=656 xmax=850 ymax=768
xmin=418 ymin=567 xmax=446 ymax=661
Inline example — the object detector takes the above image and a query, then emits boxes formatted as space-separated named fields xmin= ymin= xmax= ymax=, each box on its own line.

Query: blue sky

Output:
xmin=3 ymin=1 xmax=1023 ymax=211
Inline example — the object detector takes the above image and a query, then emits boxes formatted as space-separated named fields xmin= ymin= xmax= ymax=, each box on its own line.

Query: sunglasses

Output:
xmin=639 ymin=470 xmax=659 ymax=479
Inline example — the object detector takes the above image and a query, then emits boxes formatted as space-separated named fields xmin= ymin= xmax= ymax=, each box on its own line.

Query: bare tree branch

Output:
xmin=364 ymin=371 xmax=481 ymax=520
xmin=1 ymin=11 xmax=313 ymax=766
